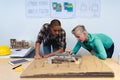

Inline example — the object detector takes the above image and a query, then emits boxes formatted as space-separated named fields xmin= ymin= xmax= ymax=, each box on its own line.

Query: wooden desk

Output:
xmin=0 ymin=58 xmax=120 ymax=80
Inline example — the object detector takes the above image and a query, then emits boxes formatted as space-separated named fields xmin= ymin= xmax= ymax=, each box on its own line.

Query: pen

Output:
xmin=12 ymin=64 xmax=22 ymax=70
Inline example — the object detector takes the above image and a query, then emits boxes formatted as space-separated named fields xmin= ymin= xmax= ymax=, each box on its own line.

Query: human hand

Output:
xmin=34 ymin=54 xmax=41 ymax=59
xmin=90 ymin=50 xmax=95 ymax=55
xmin=43 ymin=54 xmax=50 ymax=58
xmin=66 ymin=50 xmax=72 ymax=54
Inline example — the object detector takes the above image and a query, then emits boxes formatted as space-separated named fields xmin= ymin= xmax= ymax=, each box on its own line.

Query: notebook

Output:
xmin=9 ymin=59 xmax=29 ymax=65
xmin=10 ymin=47 xmax=34 ymax=58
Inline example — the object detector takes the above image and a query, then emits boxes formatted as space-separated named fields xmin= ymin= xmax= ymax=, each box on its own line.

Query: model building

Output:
xmin=10 ymin=39 xmax=30 ymax=49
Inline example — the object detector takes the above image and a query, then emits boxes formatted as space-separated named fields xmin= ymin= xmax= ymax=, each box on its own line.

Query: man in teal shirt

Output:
xmin=68 ymin=25 xmax=114 ymax=60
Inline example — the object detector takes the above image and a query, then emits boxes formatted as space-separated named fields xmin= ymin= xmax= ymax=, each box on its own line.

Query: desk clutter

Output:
xmin=10 ymin=47 xmax=34 ymax=58
xmin=9 ymin=59 xmax=30 ymax=65
xmin=0 ymin=39 xmax=34 ymax=57
xmin=20 ymin=56 xmax=114 ymax=78
xmin=12 ymin=64 xmax=24 ymax=72
xmin=10 ymin=39 xmax=34 ymax=49
xmin=8 ymin=39 xmax=35 ymax=58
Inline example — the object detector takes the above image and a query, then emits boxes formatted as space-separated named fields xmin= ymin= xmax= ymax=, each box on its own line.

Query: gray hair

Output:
xmin=72 ymin=25 xmax=87 ymax=34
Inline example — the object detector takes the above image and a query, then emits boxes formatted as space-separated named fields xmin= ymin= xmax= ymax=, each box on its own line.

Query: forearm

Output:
xmin=49 ymin=48 xmax=64 ymax=56
xmin=72 ymin=47 xmax=80 ymax=55
xmin=72 ymin=41 xmax=81 ymax=55
xmin=35 ymin=42 xmax=40 ymax=56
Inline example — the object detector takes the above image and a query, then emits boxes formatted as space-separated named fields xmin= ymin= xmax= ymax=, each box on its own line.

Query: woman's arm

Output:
xmin=93 ymin=39 xmax=107 ymax=60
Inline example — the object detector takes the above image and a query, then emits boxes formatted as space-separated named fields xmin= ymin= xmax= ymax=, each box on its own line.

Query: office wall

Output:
xmin=0 ymin=0 xmax=120 ymax=58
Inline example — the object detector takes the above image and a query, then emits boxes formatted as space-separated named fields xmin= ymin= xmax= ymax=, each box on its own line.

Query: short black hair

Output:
xmin=49 ymin=19 xmax=61 ymax=28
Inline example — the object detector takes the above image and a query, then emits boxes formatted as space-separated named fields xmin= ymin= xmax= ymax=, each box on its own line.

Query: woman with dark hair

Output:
xmin=34 ymin=19 xmax=66 ymax=59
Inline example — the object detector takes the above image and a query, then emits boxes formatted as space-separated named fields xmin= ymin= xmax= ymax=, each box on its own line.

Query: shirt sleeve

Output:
xmin=36 ymin=26 xmax=46 ymax=44
xmin=93 ymin=39 xmax=107 ymax=60
xmin=72 ymin=41 xmax=81 ymax=55
xmin=36 ymin=32 xmax=43 ymax=44
xmin=59 ymin=30 xmax=66 ymax=51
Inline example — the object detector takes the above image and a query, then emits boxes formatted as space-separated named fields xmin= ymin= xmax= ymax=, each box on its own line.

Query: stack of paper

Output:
xmin=10 ymin=47 xmax=34 ymax=58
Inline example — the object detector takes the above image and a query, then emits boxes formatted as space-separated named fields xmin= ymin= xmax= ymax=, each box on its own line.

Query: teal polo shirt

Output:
xmin=72 ymin=33 xmax=113 ymax=60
